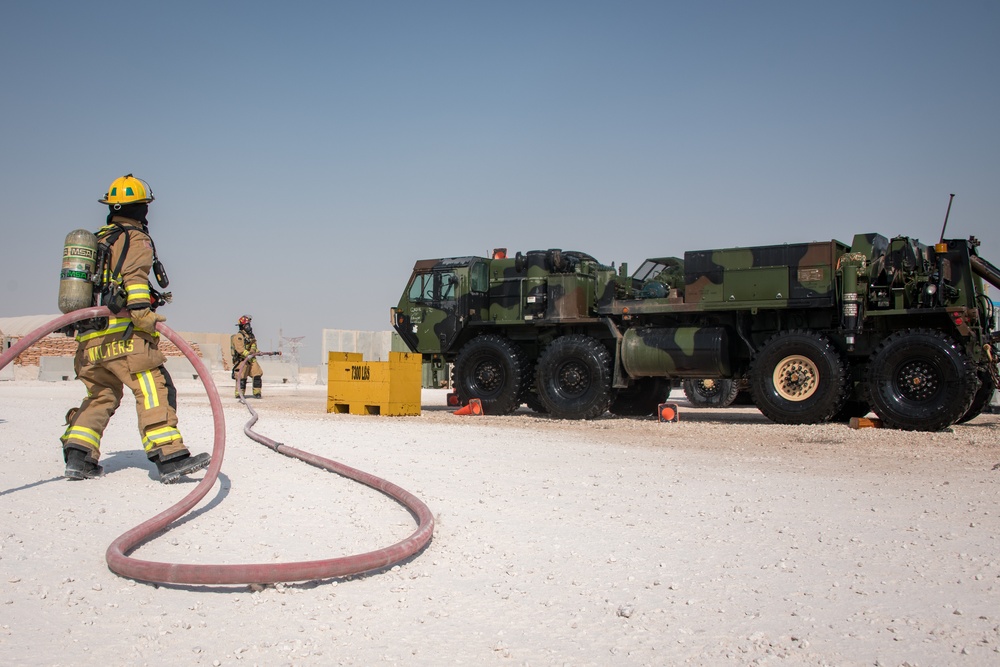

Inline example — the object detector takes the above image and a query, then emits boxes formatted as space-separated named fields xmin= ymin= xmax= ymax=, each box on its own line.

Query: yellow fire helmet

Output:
xmin=99 ymin=174 xmax=155 ymax=205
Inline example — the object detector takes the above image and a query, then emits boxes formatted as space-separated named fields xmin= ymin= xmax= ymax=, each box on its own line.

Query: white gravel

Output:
xmin=1 ymin=369 xmax=999 ymax=666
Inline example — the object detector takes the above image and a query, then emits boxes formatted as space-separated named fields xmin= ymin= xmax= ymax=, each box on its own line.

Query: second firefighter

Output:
xmin=231 ymin=314 xmax=263 ymax=398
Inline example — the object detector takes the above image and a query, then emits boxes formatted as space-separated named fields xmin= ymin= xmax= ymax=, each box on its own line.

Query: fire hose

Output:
xmin=0 ymin=307 xmax=434 ymax=586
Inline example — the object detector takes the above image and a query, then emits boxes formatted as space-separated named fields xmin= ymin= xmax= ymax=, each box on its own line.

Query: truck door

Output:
xmin=466 ymin=260 xmax=489 ymax=323
xmin=396 ymin=267 xmax=465 ymax=354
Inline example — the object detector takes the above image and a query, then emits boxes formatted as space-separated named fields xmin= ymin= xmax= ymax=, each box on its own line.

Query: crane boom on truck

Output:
xmin=391 ymin=232 xmax=1000 ymax=431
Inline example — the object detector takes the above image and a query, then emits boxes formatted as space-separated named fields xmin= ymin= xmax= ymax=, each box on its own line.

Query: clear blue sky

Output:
xmin=2 ymin=1 xmax=998 ymax=365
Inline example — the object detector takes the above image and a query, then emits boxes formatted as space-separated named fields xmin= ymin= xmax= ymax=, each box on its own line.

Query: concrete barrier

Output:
xmin=258 ymin=358 xmax=299 ymax=384
xmin=196 ymin=343 xmax=224 ymax=371
xmin=38 ymin=356 xmax=75 ymax=382
xmin=164 ymin=357 xmax=199 ymax=380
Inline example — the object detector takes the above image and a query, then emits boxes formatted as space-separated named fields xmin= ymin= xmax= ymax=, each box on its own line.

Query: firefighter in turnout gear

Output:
xmin=231 ymin=315 xmax=263 ymax=398
xmin=60 ymin=175 xmax=211 ymax=484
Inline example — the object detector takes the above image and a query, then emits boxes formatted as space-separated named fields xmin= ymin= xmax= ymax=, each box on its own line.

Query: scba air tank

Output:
xmin=58 ymin=229 xmax=98 ymax=313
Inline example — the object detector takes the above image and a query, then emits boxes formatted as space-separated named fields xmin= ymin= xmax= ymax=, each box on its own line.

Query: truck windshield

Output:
xmin=408 ymin=271 xmax=458 ymax=302
xmin=632 ymin=260 xmax=669 ymax=282
xmin=408 ymin=273 xmax=434 ymax=301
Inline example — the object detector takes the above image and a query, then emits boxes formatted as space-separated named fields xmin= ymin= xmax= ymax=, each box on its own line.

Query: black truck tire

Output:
xmin=957 ymin=370 xmax=996 ymax=424
xmin=750 ymin=330 xmax=846 ymax=424
xmin=682 ymin=378 xmax=740 ymax=408
xmin=536 ymin=335 xmax=613 ymax=420
xmin=519 ymin=363 xmax=548 ymax=413
xmin=866 ymin=329 xmax=977 ymax=431
xmin=452 ymin=334 xmax=528 ymax=415
xmin=522 ymin=389 xmax=549 ymax=414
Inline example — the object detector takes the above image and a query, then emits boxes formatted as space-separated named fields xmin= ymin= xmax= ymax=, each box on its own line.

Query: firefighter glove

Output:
xmin=131 ymin=308 xmax=166 ymax=334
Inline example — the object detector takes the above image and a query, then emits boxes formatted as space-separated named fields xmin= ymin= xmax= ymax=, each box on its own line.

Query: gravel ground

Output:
xmin=1 ymin=369 xmax=999 ymax=666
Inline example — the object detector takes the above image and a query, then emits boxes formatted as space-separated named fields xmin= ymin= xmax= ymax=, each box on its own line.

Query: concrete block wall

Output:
xmin=177 ymin=333 xmax=282 ymax=373
xmin=1 ymin=325 xmax=408 ymax=387
xmin=7 ymin=333 xmax=197 ymax=368
xmin=197 ymin=333 xmax=301 ymax=384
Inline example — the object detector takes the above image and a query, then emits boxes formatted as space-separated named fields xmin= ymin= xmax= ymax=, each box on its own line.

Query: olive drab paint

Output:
xmin=392 ymin=233 xmax=1000 ymax=431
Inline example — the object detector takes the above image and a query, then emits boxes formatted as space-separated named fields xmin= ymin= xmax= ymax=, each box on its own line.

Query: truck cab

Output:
xmin=392 ymin=257 xmax=490 ymax=354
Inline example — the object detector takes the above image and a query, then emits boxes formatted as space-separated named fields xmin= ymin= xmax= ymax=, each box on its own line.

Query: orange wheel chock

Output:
xmin=657 ymin=402 xmax=679 ymax=423
xmin=849 ymin=416 xmax=882 ymax=429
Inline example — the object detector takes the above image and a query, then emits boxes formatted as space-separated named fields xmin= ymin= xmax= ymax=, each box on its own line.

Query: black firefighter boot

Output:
xmin=235 ymin=379 xmax=247 ymax=399
xmin=64 ymin=447 xmax=104 ymax=480
xmin=155 ymin=451 xmax=212 ymax=484
xmin=252 ymin=377 xmax=262 ymax=399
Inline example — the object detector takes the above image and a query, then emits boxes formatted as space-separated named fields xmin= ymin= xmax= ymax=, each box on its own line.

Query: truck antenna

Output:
xmin=939 ymin=193 xmax=955 ymax=243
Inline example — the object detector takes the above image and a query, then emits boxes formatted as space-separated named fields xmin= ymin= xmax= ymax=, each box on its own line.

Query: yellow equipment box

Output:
xmin=326 ymin=351 xmax=422 ymax=416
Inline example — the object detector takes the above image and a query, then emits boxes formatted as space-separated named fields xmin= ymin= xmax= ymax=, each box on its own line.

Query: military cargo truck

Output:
xmin=391 ymin=234 xmax=1000 ymax=431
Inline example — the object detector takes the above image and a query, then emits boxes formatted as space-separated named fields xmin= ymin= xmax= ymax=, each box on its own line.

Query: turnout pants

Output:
xmin=61 ymin=337 xmax=187 ymax=464
xmin=235 ymin=358 xmax=263 ymax=397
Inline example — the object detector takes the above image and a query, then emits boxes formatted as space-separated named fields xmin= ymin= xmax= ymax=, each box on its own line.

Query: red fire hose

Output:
xmin=0 ymin=307 xmax=434 ymax=585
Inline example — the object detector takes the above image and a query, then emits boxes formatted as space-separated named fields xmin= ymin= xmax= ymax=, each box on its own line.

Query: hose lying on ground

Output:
xmin=0 ymin=307 xmax=434 ymax=586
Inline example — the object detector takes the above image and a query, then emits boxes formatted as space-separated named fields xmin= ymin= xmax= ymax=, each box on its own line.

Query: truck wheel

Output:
xmin=522 ymin=389 xmax=549 ymax=414
xmin=957 ymin=370 xmax=996 ymax=424
xmin=452 ymin=334 xmax=528 ymax=415
xmin=610 ymin=377 xmax=670 ymax=416
xmin=682 ymin=378 xmax=740 ymax=408
xmin=750 ymin=330 xmax=846 ymax=424
xmin=536 ymin=335 xmax=613 ymax=419
xmin=520 ymin=365 xmax=549 ymax=413
xmin=866 ymin=329 xmax=977 ymax=431
xmin=518 ymin=363 xmax=548 ymax=413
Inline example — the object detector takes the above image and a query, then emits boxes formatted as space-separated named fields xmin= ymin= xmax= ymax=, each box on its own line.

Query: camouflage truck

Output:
xmin=391 ymin=235 xmax=1000 ymax=431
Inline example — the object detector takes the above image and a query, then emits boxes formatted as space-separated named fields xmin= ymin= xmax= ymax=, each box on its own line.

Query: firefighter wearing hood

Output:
xmin=231 ymin=314 xmax=264 ymax=398
xmin=60 ymin=174 xmax=211 ymax=484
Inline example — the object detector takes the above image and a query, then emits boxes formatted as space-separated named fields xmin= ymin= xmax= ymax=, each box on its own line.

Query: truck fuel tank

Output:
xmin=621 ymin=326 xmax=731 ymax=378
